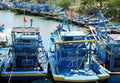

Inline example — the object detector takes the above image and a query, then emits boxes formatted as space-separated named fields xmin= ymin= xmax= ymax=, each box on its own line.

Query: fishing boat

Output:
xmin=0 ymin=24 xmax=5 ymax=32
xmin=1 ymin=27 xmax=48 ymax=82
xmin=0 ymin=27 xmax=10 ymax=73
xmin=12 ymin=2 xmax=32 ymax=15
xmin=81 ymin=17 xmax=111 ymax=26
xmin=107 ymin=24 xmax=120 ymax=34
xmin=71 ymin=14 xmax=94 ymax=26
xmin=12 ymin=1 xmax=55 ymax=17
xmin=0 ymin=24 xmax=10 ymax=83
xmin=48 ymin=15 xmax=109 ymax=82
xmin=91 ymin=11 xmax=120 ymax=83
xmin=77 ymin=12 xmax=111 ymax=27
xmin=0 ymin=2 xmax=9 ymax=10
xmin=0 ymin=42 xmax=10 ymax=83
xmin=0 ymin=47 xmax=9 ymax=73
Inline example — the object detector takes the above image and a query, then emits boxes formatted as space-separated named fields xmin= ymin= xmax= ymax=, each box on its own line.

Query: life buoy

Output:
xmin=56 ymin=24 xmax=62 ymax=28
xmin=87 ymin=29 xmax=96 ymax=34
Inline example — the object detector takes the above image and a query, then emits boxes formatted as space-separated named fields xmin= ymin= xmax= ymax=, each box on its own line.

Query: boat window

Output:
xmin=73 ymin=36 xmax=83 ymax=40
xmin=63 ymin=37 xmax=73 ymax=41
xmin=30 ymin=32 xmax=35 ymax=35
xmin=15 ymin=52 xmax=36 ymax=56
xmin=114 ymin=58 xmax=120 ymax=68
xmin=15 ymin=39 xmax=38 ymax=45
xmin=36 ymin=32 xmax=40 ymax=35
xmin=22 ymin=59 xmax=34 ymax=66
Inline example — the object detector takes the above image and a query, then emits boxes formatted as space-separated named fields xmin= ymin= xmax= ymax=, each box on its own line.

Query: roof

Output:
xmin=61 ymin=31 xmax=86 ymax=37
xmin=108 ymin=34 xmax=120 ymax=40
xmin=12 ymin=27 xmax=40 ymax=33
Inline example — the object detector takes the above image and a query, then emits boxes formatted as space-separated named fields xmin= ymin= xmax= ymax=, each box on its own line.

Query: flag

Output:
xmin=24 ymin=17 xmax=27 ymax=22
xmin=71 ymin=12 xmax=75 ymax=18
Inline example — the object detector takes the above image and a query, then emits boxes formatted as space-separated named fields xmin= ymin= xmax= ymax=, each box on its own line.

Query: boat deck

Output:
xmin=0 ymin=48 xmax=9 ymax=69
xmin=108 ymin=34 xmax=120 ymax=40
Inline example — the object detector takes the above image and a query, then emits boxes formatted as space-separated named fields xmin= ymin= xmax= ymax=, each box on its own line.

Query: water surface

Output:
xmin=0 ymin=10 xmax=81 ymax=50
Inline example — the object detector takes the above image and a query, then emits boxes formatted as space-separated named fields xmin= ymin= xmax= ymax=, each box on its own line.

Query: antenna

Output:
xmin=23 ymin=2 xmax=27 ymax=27
xmin=24 ymin=4 xmax=25 ymax=27
xmin=61 ymin=15 xmax=71 ymax=31
xmin=30 ymin=19 xmax=33 ymax=27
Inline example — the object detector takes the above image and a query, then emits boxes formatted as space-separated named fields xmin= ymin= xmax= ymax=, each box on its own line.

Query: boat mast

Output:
xmin=54 ymin=0 xmax=57 ymax=10
xmin=23 ymin=0 xmax=26 ymax=27
xmin=24 ymin=6 xmax=25 ymax=27
xmin=62 ymin=15 xmax=71 ymax=31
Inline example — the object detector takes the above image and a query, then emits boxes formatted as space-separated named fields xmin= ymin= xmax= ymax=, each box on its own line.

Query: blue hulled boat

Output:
xmin=48 ymin=16 xmax=109 ymax=82
xmin=92 ymin=11 xmax=120 ymax=83
xmin=94 ymin=34 xmax=120 ymax=83
xmin=12 ymin=1 xmax=54 ymax=17
xmin=0 ymin=48 xmax=9 ymax=73
xmin=0 ymin=26 xmax=10 ymax=83
xmin=0 ymin=24 xmax=10 ymax=73
xmin=1 ymin=27 xmax=48 ymax=81
xmin=0 ymin=2 xmax=9 ymax=10
xmin=82 ymin=17 xmax=111 ymax=26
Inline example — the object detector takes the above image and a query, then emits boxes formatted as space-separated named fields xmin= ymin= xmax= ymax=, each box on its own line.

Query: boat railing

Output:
xmin=14 ymin=42 xmax=38 ymax=46
xmin=55 ymin=45 xmax=89 ymax=71
xmin=53 ymin=39 xmax=97 ymax=44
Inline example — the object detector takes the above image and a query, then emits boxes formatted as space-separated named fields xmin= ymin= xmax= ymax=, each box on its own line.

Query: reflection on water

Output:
xmin=31 ymin=79 xmax=53 ymax=83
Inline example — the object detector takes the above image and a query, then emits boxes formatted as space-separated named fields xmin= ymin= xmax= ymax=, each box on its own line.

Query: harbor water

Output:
xmin=0 ymin=10 xmax=81 ymax=50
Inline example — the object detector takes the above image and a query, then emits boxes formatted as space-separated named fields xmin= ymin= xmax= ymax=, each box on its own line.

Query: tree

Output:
xmin=105 ymin=0 xmax=120 ymax=21
xmin=58 ymin=0 xmax=71 ymax=9
xmin=96 ymin=0 xmax=109 ymax=8
xmin=81 ymin=0 xmax=96 ymax=8
xmin=81 ymin=0 xmax=108 ymax=9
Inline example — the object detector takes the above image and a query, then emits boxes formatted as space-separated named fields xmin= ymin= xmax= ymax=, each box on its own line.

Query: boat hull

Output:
xmin=52 ymin=74 xmax=109 ymax=83
xmin=106 ymin=73 xmax=120 ymax=83
xmin=1 ymin=72 xmax=46 ymax=81
xmin=49 ymin=53 xmax=109 ymax=83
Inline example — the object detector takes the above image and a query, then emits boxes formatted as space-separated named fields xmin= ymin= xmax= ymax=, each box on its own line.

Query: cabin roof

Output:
xmin=108 ymin=34 xmax=120 ymax=40
xmin=61 ymin=31 xmax=86 ymax=37
xmin=12 ymin=27 xmax=40 ymax=33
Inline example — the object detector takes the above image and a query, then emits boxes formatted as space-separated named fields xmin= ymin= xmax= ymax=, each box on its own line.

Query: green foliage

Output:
xmin=30 ymin=0 xmax=36 ymax=3
xmin=107 ymin=0 xmax=120 ymax=8
xmin=105 ymin=0 xmax=120 ymax=22
xmin=81 ymin=0 xmax=96 ymax=8
xmin=58 ymin=0 xmax=71 ymax=9
xmin=74 ymin=6 xmax=81 ymax=13
xmin=47 ymin=0 xmax=54 ymax=5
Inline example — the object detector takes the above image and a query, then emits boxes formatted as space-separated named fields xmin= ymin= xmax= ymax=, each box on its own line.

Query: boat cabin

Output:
xmin=95 ymin=34 xmax=120 ymax=72
xmin=11 ymin=27 xmax=43 ymax=70
xmin=107 ymin=34 xmax=120 ymax=71
xmin=53 ymin=31 xmax=93 ymax=71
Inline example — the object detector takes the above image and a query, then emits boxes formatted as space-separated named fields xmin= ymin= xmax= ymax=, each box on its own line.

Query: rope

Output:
xmin=76 ymin=43 xmax=84 ymax=69
xmin=54 ymin=39 xmax=97 ymax=44
xmin=8 ymin=52 xmax=14 ymax=83
xmin=75 ymin=42 xmax=89 ymax=70
xmin=87 ymin=26 xmax=112 ymax=53
xmin=56 ymin=31 xmax=61 ymax=42
xmin=78 ymin=46 xmax=88 ymax=69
